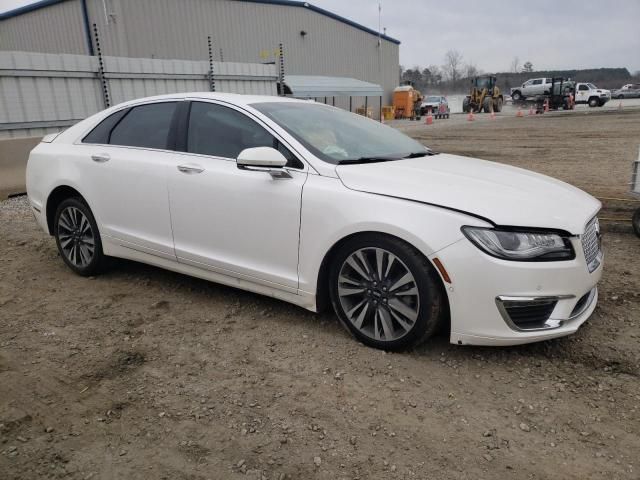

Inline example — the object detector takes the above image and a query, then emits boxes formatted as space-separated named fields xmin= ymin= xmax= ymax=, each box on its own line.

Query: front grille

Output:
xmin=499 ymin=298 xmax=557 ymax=330
xmin=581 ymin=217 xmax=601 ymax=273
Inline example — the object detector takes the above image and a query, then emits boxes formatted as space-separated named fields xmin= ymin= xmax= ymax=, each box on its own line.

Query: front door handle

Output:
xmin=91 ymin=153 xmax=110 ymax=163
xmin=177 ymin=164 xmax=204 ymax=174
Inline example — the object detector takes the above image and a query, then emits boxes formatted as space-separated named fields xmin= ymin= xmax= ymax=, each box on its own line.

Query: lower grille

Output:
xmin=500 ymin=298 xmax=557 ymax=330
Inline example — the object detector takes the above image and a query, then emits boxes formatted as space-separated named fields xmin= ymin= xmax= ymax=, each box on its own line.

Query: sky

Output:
xmin=1 ymin=0 xmax=639 ymax=73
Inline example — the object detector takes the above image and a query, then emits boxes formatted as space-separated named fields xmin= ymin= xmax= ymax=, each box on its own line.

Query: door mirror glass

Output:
xmin=237 ymin=147 xmax=288 ymax=168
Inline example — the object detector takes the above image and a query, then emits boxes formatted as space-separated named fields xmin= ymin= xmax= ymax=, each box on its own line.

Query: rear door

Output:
xmin=78 ymin=101 xmax=178 ymax=259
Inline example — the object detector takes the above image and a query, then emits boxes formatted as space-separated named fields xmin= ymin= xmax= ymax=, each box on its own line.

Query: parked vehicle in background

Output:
xmin=419 ymin=96 xmax=450 ymax=118
xmin=26 ymin=93 xmax=603 ymax=350
xmin=612 ymin=87 xmax=640 ymax=99
xmin=574 ymin=83 xmax=611 ymax=107
xmin=620 ymin=83 xmax=640 ymax=91
xmin=511 ymin=78 xmax=553 ymax=102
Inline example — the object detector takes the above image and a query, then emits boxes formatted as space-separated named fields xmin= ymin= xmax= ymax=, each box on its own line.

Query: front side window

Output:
xmin=187 ymin=102 xmax=302 ymax=168
xmin=252 ymin=102 xmax=429 ymax=164
xmin=109 ymin=102 xmax=177 ymax=149
xmin=579 ymin=84 xmax=589 ymax=91
xmin=532 ymin=79 xmax=543 ymax=85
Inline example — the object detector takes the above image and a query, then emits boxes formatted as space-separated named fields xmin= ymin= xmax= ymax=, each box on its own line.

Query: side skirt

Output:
xmin=102 ymin=236 xmax=317 ymax=312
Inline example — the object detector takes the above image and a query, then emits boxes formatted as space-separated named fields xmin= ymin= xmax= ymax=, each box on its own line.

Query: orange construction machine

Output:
xmin=393 ymin=85 xmax=424 ymax=120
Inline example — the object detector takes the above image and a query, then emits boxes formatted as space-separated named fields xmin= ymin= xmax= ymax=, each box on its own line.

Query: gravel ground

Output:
xmin=1 ymin=109 xmax=639 ymax=480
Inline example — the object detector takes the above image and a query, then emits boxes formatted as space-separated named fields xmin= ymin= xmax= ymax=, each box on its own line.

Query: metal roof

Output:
xmin=0 ymin=0 xmax=401 ymax=44
xmin=284 ymin=75 xmax=383 ymax=98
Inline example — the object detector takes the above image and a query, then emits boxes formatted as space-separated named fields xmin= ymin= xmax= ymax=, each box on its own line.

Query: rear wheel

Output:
xmin=54 ymin=197 xmax=106 ymax=276
xmin=495 ymin=97 xmax=503 ymax=112
xmin=329 ymin=234 xmax=444 ymax=350
xmin=462 ymin=97 xmax=470 ymax=113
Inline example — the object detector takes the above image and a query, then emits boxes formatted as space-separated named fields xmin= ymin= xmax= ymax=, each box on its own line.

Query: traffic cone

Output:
xmin=618 ymin=101 xmax=623 ymax=110
xmin=516 ymin=107 xmax=523 ymax=117
xmin=490 ymin=110 xmax=496 ymax=120
xmin=528 ymin=106 xmax=534 ymax=116
xmin=424 ymin=109 xmax=433 ymax=125
xmin=467 ymin=109 xmax=475 ymax=121
xmin=544 ymin=99 xmax=549 ymax=113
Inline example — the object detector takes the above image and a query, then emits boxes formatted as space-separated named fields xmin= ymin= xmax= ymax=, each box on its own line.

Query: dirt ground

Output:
xmin=1 ymin=109 xmax=640 ymax=480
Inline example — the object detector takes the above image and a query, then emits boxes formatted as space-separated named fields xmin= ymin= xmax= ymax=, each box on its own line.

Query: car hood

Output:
xmin=336 ymin=154 xmax=600 ymax=234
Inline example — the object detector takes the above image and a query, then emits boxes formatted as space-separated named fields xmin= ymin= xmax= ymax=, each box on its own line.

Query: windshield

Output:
xmin=425 ymin=96 xmax=441 ymax=103
xmin=587 ymin=83 xmax=598 ymax=89
xmin=252 ymin=102 xmax=430 ymax=164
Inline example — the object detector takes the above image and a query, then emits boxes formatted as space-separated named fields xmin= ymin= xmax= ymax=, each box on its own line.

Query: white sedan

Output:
xmin=26 ymin=93 xmax=603 ymax=350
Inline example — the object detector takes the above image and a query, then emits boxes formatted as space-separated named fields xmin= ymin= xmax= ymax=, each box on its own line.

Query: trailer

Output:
xmin=530 ymin=77 xmax=575 ymax=112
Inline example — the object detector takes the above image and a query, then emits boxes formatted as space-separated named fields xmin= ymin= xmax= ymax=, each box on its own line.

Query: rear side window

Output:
xmin=109 ymin=102 xmax=176 ymax=149
xmin=187 ymin=101 xmax=303 ymax=168
xmin=83 ymin=108 xmax=130 ymax=144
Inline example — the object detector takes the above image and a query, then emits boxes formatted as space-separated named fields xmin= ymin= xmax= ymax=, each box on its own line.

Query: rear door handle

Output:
xmin=177 ymin=164 xmax=204 ymax=174
xmin=91 ymin=153 xmax=110 ymax=163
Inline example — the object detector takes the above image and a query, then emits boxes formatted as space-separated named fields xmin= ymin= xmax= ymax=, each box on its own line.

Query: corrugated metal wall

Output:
xmin=0 ymin=0 xmax=87 ymax=54
xmin=0 ymin=0 xmax=400 ymax=114
xmin=0 ymin=50 xmax=277 ymax=139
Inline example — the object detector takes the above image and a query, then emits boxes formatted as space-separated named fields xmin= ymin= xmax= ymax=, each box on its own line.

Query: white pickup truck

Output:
xmin=574 ymin=83 xmax=611 ymax=107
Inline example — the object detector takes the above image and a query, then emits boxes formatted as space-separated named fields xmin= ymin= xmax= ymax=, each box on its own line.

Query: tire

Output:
xmin=328 ymin=234 xmax=445 ymax=351
xmin=494 ymin=97 xmax=503 ymax=112
xmin=633 ymin=208 xmax=640 ymax=239
xmin=588 ymin=97 xmax=599 ymax=108
xmin=462 ymin=97 xmax=470 ymax=113
xmin=511 ymin=91 xmax=522 ymax=102
xmin=482 ymin=97 xmax=492 ymax=113
xmin=54 ymin=197 xmax=106 ymax=276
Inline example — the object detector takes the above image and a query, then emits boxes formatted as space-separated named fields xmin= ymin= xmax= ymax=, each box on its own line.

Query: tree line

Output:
xmin=401 ymin=49 xmax=638 ymax=94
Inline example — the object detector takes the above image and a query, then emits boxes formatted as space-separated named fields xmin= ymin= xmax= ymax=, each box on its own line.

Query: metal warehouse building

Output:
xmin=0 ymin=0 xmax=400 ymax=113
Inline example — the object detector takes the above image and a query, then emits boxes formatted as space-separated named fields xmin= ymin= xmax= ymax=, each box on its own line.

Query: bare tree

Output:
xmin=443 ymin=49 xmax=463 ymax=86
xmin=523 ymin=61 xmax=533 ymax=73
xmin=464 ymin=62 xmax=479 ymax=79
xmin=510 ymin=56 xmax=521 ymax=73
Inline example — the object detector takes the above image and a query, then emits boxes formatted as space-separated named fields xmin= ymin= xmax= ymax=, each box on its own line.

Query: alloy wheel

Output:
xmin=337 ymin=247 xmax=420 ymax=342
xmin=57 ymin=206 xmax=95 ymax=268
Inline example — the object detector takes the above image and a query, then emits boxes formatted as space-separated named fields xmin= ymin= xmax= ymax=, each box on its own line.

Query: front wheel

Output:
xmin=588 ymin=97 xmax=599 ymax=107
xmin=511 ymin=91 xmax=522 ymax=102
xmin=633 ymin=208 xmax=640 ymax=238
xmin=329 ymin=234 xmax=445 ymax=350
xmin=54 ymin=197 xmax=106 ymax=276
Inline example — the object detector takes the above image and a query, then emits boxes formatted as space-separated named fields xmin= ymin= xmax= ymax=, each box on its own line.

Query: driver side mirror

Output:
xmin=236 ymin=147 xmax=291 ymax=179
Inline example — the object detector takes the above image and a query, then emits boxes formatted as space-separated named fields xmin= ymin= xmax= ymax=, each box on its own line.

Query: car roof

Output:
xmin=114 ymin=92 xmax=307 ymax=109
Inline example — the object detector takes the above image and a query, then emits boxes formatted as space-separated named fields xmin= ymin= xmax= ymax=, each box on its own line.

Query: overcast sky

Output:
xmin=1 ymin=0 xmax=639 ymax=73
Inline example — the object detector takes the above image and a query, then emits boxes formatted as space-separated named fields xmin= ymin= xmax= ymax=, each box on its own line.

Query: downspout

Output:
xmin=81 ymin=0 xmax=95 ymax=56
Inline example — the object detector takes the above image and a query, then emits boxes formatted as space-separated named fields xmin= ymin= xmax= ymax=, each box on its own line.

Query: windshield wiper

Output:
xmin=402 ymin=150 xmax=438 ymax=159
xmin=337 ymin=156 xmax=399 ymax=165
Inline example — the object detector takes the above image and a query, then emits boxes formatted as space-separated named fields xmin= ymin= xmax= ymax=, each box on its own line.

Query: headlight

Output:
xmin=461 ymin=226 xmax=575 ymax=261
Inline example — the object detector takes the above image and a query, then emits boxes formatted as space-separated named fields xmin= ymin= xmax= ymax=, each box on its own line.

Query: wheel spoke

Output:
xmin=388 ymin=307 xmax=413 ymax=331
xmin=388 ymin=298 xmax=419 ymax=322
xmin=338 ymin=286 xmax=366 ymax=297
xmin=373 ymin=310 xmax=381 ymax=340
xmin=375 ymin=248 xmax=384 ymax=280
xmin=339 ymin=275 xmax=361 ymax=287
xmin=378 ymin=307 xmax=394 ymax=339
xmin=346 ymin=298 xmax=367 ymax=320
xmin=389 ymin=272 xmax=414 ymax=293
xmin=346 ymin=255 xmax=370 ymax=281
xmin=355 ymin=251 xmax=373 ymax=278
xmin=393 ymin=287 xmax=418 ymax=297
xmin=384 ymin=253 xmax=396 ymax=277
xmin=352 ymin=302 xmax=369 ymax=329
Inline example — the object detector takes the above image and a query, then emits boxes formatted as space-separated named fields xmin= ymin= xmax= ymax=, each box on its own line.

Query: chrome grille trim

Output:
xmin=581 ymin=216 xmax=602 ymax=273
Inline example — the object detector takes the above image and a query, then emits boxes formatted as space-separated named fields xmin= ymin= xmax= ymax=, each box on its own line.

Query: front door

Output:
xmin=168 ymin=101 xmax=308 ymax=290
